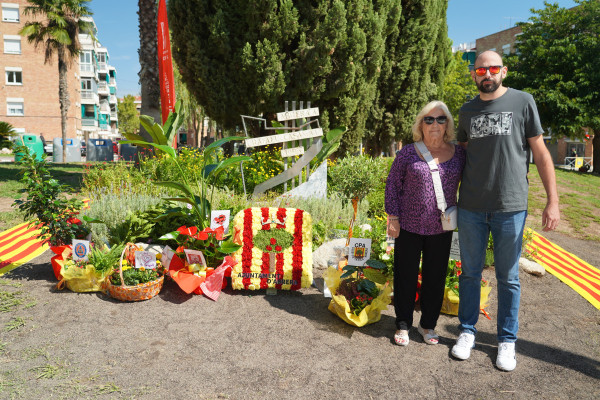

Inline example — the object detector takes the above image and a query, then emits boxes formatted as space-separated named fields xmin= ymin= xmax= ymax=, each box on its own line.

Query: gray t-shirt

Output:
xmin=457 ymin=88 xmax=544 ymax=212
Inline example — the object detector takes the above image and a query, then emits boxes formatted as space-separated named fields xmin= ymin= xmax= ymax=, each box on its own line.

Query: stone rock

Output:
xmin=312 ymin=238 xmax=346 ymax=278
xmin=519 ymin=257 xmax=545 ymax=276
xmin=280 ymin=160 xmax=327 ymax=199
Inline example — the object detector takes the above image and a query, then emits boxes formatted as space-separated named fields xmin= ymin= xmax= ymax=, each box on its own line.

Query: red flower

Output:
xmin=275 ymin=245 xmax=282 ymax=252
xmin=270 ymin=238 xmax=277 ymax=245
xmin=177 ymin=225 xmax=198 ymax=237
xmin=67 ymin=217 xmax=82 ymax=225
xmin=193 ymin=228 xmax=210 ymax=240
xmin=266 ymin=245 xmax=272 ymax=251
xmin=214 ymin=226 xmax=224 ymax=241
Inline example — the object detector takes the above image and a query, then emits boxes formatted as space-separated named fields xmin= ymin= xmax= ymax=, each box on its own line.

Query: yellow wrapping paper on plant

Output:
xmin=440 ymin=285 xmax=492 ymax=316
xmin=57 ymin=260 xmax=113 ymax=293
xmin=324 ymin=266 xmax=392 ymax=327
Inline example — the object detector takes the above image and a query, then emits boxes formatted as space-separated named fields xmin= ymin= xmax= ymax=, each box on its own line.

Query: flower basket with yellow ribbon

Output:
xmin=324 ymin=261 xmax=392 ymax=327
xmin=56 ymin=244 xmax=122 ymax=293
xmin=440 ymin=259 xmax=492 ymax=317
xmin=106 ymin=243 xmax=164 ymax=302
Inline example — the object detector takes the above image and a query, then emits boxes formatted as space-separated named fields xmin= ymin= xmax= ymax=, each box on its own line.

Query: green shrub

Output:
xmin=82 ymin=161 xmax=163 ymax=197
xmin=329 ymin=156 xmax=385 ymax=201
xmin=81 ymin=192 xmax=162 ymax=245
xmin=215 ymin=146 xmax=284 ymax=195
xmin=365 ymin=157 xmax=394 ymax=219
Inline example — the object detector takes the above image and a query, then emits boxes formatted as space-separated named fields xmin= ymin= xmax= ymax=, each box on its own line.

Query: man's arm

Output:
xmin=527 ymin=135 xmax=560 ymax=231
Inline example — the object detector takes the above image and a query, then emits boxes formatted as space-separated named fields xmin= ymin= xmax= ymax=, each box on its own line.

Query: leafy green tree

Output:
xmin=19 ymin=0 xmax=94 ymax=162
xmin=174 ymin=59 xmax=204 ymax=147
xmin=0 ymin=121 xmax=16 ymax=148
xmin=443 ymin=51 xmax=478 ymax=125
xmin=169 ymin=0 xmax=397 ymax=154
xmin=366 ymin=0 xmax=450 ymax=154
xmin=504 ymin=0 xmax=600 ymax=170
xmin=117 ymin=95 xmax=140 ymax=136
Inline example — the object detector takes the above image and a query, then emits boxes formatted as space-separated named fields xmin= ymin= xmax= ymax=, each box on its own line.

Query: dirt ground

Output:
xmin=0 ymin=230 xmax=598 ymax=400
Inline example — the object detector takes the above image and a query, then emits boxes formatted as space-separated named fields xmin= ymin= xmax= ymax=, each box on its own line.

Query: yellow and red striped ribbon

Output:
xmin=0 ymin=199 xmax=89 ymax=276
xmin=0 ymin=222 xmax=49 ymax=275
xmin=525 ymin=229 xmax=600 ymax=310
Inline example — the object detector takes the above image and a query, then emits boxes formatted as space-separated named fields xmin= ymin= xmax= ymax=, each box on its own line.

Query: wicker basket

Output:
xmin=106 ymin=243 xmax=164 ymax=302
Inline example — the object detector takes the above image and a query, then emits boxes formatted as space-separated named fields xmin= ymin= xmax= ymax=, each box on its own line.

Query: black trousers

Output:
xmin=393 ymin=229 xmax=453 ymax=330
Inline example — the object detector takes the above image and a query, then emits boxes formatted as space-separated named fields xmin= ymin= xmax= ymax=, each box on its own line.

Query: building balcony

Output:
xmin=109 ymin=95 xmax=117 ymax=104
xmin=109 ymin=78 xmax=117 ymax=88
xmin=79 ymin=64 xmax=96 ymax=78
xmin=80 ymin=91 xmax=99 ymax=104
xmin=81 ymin=118 xmax=98 ymax=127
xmin=98 ymin=82 xmax=109 ymax=95
xmin=111 ymin=112 xmax=118 ymax=120
xmin=97 ymin=61 xmax=108 ymax=73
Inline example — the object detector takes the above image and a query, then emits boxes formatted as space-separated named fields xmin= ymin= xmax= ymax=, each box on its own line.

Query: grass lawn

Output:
xmin=0 ymin=162 xmax=87 ymax=231
xmin=528 ymin=165 xmax=600 ymax=241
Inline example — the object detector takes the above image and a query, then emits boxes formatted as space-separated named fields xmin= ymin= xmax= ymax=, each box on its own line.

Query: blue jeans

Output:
xmin=457 ymin=208 xmax=527 ymax=343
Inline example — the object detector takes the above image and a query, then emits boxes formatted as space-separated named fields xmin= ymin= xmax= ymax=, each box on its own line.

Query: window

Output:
xmin=5 ymin=67 xmax=22 ymax=85
xmin=1 ymin=3 xmax=19 ymax=22
xmin=81 ymin=78 xmax=92 ymax=91
xmin=3 ymin=35 xmax=21 ymax=54
xmin=6 ymin=98 xmax=24 ymax=116
xmin=502 ymin=44 xmax=511 ymax=55
xmin=80 ymin=51 xmax=93 ymax=72
xmin=82 ymin=104 xmax=95 ymax=118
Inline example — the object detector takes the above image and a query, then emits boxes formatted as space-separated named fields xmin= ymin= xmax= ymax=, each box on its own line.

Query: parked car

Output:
xmin=81 ymin=141 xmax=86 ymax=157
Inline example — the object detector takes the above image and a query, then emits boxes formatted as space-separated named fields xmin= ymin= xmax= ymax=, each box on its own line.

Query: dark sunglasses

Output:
xmin=423 ymin=116 xmax=448 ymax=125
xmin=474 ymin=65 xmax=503 ymax=76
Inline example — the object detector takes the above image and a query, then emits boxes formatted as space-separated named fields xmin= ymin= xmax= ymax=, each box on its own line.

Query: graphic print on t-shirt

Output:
xmin=469 ymin=112 xmax=513 ymax=139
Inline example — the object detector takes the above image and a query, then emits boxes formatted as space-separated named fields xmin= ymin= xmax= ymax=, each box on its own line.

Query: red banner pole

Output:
xmin=157 ymin=0 xmax=176 ymax=147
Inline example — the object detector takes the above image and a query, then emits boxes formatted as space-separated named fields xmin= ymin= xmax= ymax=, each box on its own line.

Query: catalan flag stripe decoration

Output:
xmin=525 ymin=229 xmax=600 ymax=310
xmin=0 ymin=222 xmax=49 ymax=276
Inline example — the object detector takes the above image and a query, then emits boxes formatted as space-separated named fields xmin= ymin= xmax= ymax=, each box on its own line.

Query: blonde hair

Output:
xmin=411 ymin=101 xmax=455 ymax=142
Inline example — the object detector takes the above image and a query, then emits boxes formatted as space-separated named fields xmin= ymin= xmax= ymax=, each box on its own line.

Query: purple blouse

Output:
xmin=385 ymin=143 xmax=466 ymax=235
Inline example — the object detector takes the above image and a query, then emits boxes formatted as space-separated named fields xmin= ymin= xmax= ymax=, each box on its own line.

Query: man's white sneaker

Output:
xmin=451 ymin=332 xmax=475 ymax=360
xmin=496 ymin=342 xmax=517 ymax=371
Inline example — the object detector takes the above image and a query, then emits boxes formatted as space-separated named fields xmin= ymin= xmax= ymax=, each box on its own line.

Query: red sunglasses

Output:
xmin=474 ymin=65 xmax=503 ymax=76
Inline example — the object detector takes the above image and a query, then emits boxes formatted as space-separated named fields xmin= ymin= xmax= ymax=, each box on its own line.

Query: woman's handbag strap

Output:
xmin=414 ymin=141 xmax=447 ymax=212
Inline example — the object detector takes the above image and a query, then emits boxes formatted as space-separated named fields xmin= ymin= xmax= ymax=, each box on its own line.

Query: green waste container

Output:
xmin=14 ymin=134 xmax=44 ymax=162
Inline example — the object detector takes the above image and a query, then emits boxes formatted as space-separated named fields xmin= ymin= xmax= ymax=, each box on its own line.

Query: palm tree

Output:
xmin=137 ymin=0 xmax=161 ymax=144
xmin=19 ymin=0 xmax=93 ymax=162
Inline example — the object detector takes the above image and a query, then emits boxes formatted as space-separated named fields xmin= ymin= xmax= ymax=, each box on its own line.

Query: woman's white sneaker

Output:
xmin=496 ymin=342 xmax=517 ymax=371
xmin=451 ymin=332 xmax=475 ymax=360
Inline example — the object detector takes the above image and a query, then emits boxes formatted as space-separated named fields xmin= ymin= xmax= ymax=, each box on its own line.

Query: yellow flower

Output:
xmin=139 ymin=266 xmax=145 ymax=272
xmin=156 ymin=253 xmax=162 ymax=260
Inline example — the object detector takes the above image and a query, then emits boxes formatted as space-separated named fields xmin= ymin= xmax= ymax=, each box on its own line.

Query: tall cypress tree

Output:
xmin=169 ymin=0 xmax=397 ymax=153
xmin=367 ymin=0 xmax=450 ymax=154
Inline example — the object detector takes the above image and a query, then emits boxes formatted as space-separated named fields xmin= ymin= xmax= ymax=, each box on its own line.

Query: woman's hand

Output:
xmin=387 ymin=217 xmax=400 ymax=238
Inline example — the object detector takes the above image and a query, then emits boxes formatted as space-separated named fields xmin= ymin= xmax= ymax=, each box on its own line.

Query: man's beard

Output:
xmin=477 ymin=77 xmax=501 ymax=93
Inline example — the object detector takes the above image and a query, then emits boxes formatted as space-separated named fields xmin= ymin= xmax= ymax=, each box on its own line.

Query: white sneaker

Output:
xmin=451 ymin=332 xmax=475 ymax=360
xmin=496 ymin=342 xmax=517 ymax=371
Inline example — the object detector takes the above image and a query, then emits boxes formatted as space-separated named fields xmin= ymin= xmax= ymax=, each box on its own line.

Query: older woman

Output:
xmin=385 ymin=101 xmax=466 ymax=346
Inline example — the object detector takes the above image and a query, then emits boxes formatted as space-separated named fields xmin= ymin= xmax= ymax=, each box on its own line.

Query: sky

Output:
xmin=90 ymin=0 xmax=578 ymax=97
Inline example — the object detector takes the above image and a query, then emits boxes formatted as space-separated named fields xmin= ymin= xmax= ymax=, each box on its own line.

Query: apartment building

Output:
xmin=0 ymin=1 xmax=118 ymax=143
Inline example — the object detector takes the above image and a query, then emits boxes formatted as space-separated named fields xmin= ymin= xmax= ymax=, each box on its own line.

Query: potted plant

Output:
xmin=159 ymin=225 xmax=241 ymax=294
xmin=12 ymin=146 xmax=90 ymax=279
xmin=440 ymin=259 xmax=492 ymax=317
xmin=57 ymin=244 xmax=123 ymax=293
xmin=106 ymin=243 xmax=165 ymax=301
xmin=324 ymin=259 xmax=392 ymax=327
